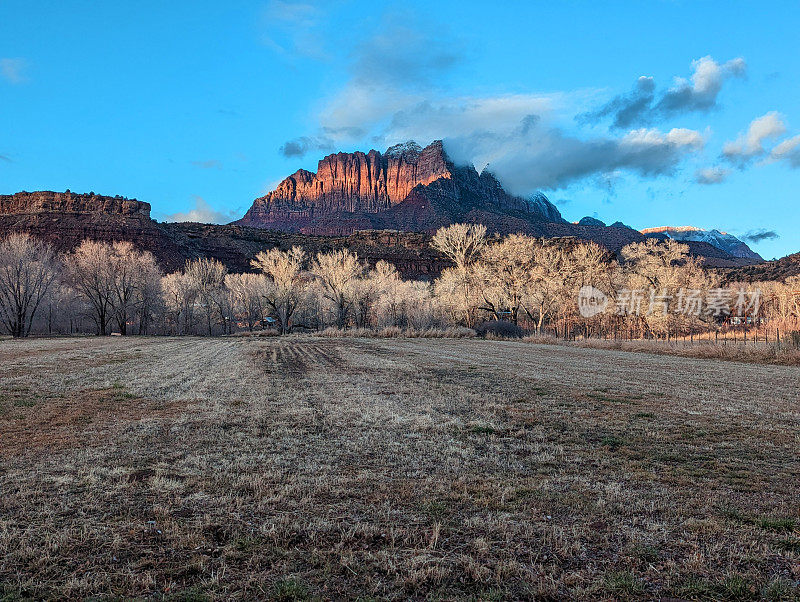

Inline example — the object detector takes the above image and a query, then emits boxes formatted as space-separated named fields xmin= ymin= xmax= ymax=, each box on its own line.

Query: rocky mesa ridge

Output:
xmin=1 ymin=180 xmax=766 ymax=275
xmin=236 ymin=140 xmax=565 ymax=234
xmin=0 ymin=190 xmax=150 ymax=217
xmin=0 ymin=190 xmax=184 ymax=267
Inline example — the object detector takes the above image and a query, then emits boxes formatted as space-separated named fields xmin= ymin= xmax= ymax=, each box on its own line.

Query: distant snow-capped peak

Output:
xmin=640 ymin=226 xmax=762 ymax=260
xmin=384 ymin=141 xmax=423 ymax=157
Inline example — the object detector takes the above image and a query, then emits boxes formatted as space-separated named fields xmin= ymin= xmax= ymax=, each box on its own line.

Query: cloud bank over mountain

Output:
xmin=277 ymin=19 xmax=719 ymax=195
xmin=253 ymin=1 xmax=798 ymax=257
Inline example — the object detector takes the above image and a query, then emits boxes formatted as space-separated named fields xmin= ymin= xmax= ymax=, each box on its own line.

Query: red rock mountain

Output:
xmin=236 ymin=140 xmax=565 ymax=234
xmin=233 ymin=141 xmax=770 ymax=268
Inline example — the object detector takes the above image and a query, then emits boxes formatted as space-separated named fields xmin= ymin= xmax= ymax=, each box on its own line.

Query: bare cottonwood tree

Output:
xmin=477 ymin=234 xmax=538 ymax=324
xmin=621 ymin=238 xmax=713 ymax=336
xmin=431 ymin=223 xmax=487 ymax=270
xmin=431 ymin=224 xmax=486 ymax=326
xmin=251 ymin=246 xmax=306 ymax=333
xmin=760 ymin=276 xmax=800 ymax=331
xmin=0 ymin=233 xmax=59 ymax=337
xmin=352 ymin=272 xmax=379 ymax=328
xmin=136 ymin=257 xmax=164 ymax=335
xmin=370 ymin=261 xmax=437 ymax=329
xmin=44 ymin=282 xmax=84 ymax=334
xmin=184 ymin=258 xmax=227 ymax=335
xmin=520 ymin=241 xmax=574 ymax=334
xmin=107 ymin=242 xmax=162 ymax=335
xmin=109 ymin=242 xmax=139 ymax=335
xmin=213 ymin=283 xmax=236 ymax=335
xmin=402 ymin=279 xmax=436 ymax=330
xmin=372 ymin=260 xmax=403 ymax=327
xmin=310 ymin=249 xmax=362 ymax=329
xmin=67 ymin=240 xmax=116 ymax=335
xmin=162 ymin=271 xmax=197 ymax=335
xmin=226 ymin=273 xmax=267 ymax=331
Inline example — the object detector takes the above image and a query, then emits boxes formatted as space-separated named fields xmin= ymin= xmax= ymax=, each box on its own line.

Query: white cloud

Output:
xmin=280 ymin=19 xmax=562 ymax=159
xmin=658 ymin=56 xmax=746 ymax=114
xmin=373 ymin=93 xmax=559 ymax=148
xmin=580 ymin=56 xmax=746 ymax=128
xmin=722 ymin=111 xmax=786 ymax=165
xmin=277 ymin=23 xmax=728 ymax=195
xmin=769 ymin=134 xmax=800 ymax=168
xmin=0 ymin=58 xmax=27 ymax=84
xmin=688 ymin=56 xmax=745 ymax=96
xmin=445 ymin=123 xmax=704 ymax=193
xmin=280 ymin=19 xmax=574 ymax=174
xmin=162 ymin=196 xmax=238 ymax=224
xmin=695 ymin=166 xmax=730 ymax=184
xmin=626 ymin=127 xmax=704 ymax=148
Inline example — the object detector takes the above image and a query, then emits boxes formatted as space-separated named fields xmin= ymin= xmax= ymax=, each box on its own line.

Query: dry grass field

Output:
xmin=1 ymin=336 xmax=799 ymax=600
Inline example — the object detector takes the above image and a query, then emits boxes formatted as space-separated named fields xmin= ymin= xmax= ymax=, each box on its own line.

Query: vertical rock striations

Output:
xmin=236 ymin=140 xmax=566 ymax=234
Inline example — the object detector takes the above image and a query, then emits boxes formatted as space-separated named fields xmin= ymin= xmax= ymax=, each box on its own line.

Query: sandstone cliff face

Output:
xmin=0 ymin=190 xmax=181 ymax=268
xmin=236 ymin=140 xmax=564 ymax=233
xmin=0 ymin=190 xmax=150 ymax=217
xmin=240 ymin=141 xmax=452 ymax=224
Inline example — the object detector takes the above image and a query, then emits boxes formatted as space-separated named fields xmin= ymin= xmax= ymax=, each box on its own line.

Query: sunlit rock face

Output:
xmin=236 ymin=140 xmax=565 ymax=234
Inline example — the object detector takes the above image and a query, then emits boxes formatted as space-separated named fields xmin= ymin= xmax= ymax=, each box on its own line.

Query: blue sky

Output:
xmin=1 ymin=1 xmax=798 ymax=258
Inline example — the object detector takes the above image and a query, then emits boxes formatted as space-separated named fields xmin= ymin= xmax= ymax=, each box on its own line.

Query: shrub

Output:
xmin=522 ymin=333 xmax=560 ymax=345
xmin=475 ymin=320 xmax=525 ymax=339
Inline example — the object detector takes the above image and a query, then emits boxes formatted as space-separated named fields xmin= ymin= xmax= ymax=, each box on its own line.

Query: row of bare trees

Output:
xmin=0 ymin=228 xmax=796 ymax=338
xmin=0 ymin=234 xmax=436 ymax=337
xmin=431 ymin=224 xmax=720 ymax=338
xmin=755 ymin=277 xmax=800 ymax=333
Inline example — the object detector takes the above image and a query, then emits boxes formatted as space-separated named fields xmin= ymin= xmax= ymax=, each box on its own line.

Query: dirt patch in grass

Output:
xmin=0 ymin=386 xmax=186 ymax=456
xmin=250 ymin=339 xmax=342 ymax=376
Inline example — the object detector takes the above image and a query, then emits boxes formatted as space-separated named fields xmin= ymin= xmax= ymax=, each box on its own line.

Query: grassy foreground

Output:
xmin=1 ymin=336 xmax=799 ymax=600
